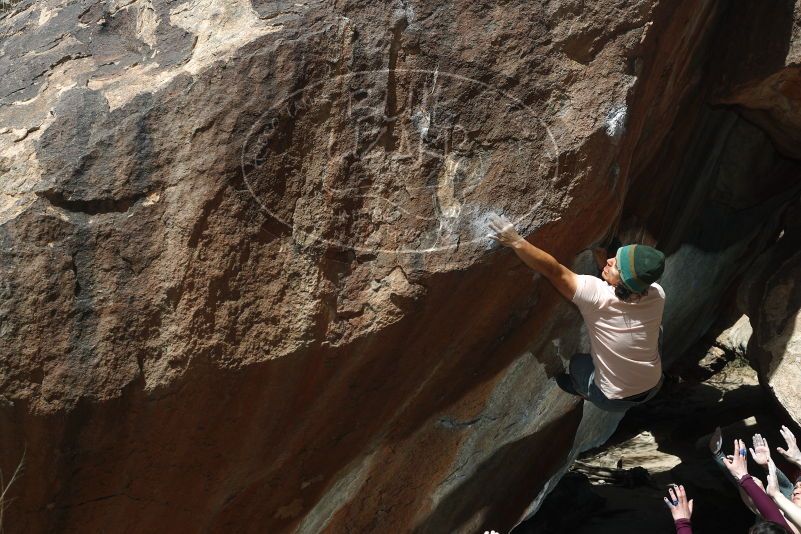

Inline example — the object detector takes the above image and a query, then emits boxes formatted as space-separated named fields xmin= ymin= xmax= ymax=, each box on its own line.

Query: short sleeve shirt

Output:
xmin=572 ymin=275 xmax=665 ymax=398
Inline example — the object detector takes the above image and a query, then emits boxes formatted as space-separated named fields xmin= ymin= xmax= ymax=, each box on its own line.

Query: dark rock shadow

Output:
xmin=414 ymin=403 xmax=584 ymax=534
xmin=525 ymin=373 xmax=799 ymax=534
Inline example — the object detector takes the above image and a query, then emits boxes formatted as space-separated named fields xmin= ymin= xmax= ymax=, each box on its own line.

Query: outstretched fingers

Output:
xmin=781 ymin=426 xmax=795 ymax=445
xmin=725 ymin=439 xmax=749 ymax=476
xmin=664 ymin=485 xmax=693 ymax=521
xmin=777 ymin=426 xmax=798 ymax=459
xmin=766 ymin=458 xmax=780 ymax=495
xmin=488 ymin=213 xmax=509 ymax=228
xmin=733 ymin=439 xmax=742 ymax=465
xmin=487 ymin=214 xmax=513 ymax=234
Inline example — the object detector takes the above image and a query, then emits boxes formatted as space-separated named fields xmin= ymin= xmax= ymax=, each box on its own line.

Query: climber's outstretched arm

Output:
xmin=487 ymin=214 xmax=578 ymax=300
xmin=508 ymin=239 xmax=578 ymax=300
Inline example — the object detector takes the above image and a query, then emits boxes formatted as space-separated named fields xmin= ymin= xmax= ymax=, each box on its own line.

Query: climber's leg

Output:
xmin=563 ymin=353 xmax=593 ymax=398
xmin=561 ymin=353 xmax=663 ymax=412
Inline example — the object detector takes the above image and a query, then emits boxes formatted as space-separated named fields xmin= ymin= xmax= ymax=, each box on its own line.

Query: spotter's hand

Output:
xmin=487 ymin=214 xmax=524 ymax=248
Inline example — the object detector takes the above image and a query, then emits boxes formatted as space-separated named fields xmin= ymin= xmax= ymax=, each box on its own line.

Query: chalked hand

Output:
xmin=766 ymin=458 xmax=781 ymax=497
xmin=777 ymin=425 xmax=801 ymax=466
xmin=663 ymin=485 xmax=693 ymax=521
xmin=487 ymin=213 xmax=524 ymax=247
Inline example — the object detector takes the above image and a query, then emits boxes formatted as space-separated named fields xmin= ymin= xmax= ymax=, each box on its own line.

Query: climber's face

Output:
xmin=602 ymin=257 xmax=622 ymax=286
xmin=793 ymin=480 xmax=801 ymax=506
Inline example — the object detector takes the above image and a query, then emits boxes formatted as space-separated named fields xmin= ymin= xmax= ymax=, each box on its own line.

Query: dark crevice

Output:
xmin=36 ymin=190 xmax=148 ymax=215
xmin=380 ymin=15 xmax=408 ymax=151
xmin=70 ymin=257 xmax=81 ymax=297
xmin=1 ymin=86 xmax=26 ymax=101
xmin=437 ymin=416 xmax=482 ymax=429
xmin=49 ymin=493 xmax=123 ymax=511
xmin=50 ymin=53 xmax=91 ymax=71
xmin=135 ymin=352 xmax=144 ymax=382
xmin=29 ymin=54 xmax=92 ymax=85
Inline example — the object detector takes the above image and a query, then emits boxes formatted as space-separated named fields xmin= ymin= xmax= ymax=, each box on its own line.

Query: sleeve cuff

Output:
xmin=571 ymin=275 xmax=583 ymax=303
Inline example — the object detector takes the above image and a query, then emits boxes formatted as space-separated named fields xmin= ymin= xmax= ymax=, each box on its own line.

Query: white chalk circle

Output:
xmin=240 ymin=69 xmax=559 ymax=254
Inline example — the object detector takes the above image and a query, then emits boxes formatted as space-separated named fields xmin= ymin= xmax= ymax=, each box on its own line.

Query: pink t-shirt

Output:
xmin=572 ymin=275 xmax=665 ymax=399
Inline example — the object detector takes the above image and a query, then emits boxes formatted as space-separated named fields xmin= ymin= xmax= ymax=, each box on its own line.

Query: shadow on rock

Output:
xmin=414 ymin=403 xmax=583 ymax=534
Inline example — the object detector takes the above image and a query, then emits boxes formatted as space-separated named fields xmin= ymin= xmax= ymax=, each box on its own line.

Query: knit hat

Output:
xmin=615 ymin=244 xmax=665 ymax=293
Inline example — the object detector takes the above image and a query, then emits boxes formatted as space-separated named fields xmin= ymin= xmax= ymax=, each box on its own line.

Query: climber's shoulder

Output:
xmin=650 ymin=282 xmax=666 ymax=299
xmin=547 ymin=263 xmax=579 ymax=302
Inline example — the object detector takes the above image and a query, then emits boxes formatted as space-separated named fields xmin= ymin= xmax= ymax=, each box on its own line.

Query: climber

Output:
xmin=486 ymin=213 xmax=666 ymax=412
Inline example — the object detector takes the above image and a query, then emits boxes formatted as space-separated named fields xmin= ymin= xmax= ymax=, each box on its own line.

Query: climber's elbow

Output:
xmin=543 ymin=264 xmax=578 ymax=301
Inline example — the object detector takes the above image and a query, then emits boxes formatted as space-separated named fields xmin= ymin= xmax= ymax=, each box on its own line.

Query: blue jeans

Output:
xmin=568 ymin=353 xmax=664 ymax=412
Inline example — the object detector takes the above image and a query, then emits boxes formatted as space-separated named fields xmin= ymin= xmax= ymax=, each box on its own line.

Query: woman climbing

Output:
xmin=487 ymin=213 xmax=666 ymax=412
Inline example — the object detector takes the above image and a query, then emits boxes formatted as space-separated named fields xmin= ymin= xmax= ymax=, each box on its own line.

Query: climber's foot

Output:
xmin=555 ymin=373 xmax=580 ymax=396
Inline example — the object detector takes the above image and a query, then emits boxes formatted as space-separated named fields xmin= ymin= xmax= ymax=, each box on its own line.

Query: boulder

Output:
xmin=740 ymin=197 xmax=801 ymax=426
xmin=0 ymin=0 xmax=799 ymax=532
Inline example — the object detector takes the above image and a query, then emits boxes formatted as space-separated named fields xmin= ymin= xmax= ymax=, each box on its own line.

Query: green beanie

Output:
xmin=615 ymin=245 xmax=665 ymax=293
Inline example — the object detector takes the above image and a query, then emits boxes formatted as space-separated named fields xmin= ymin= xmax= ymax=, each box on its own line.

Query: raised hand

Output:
xmin=664 ymin=484 xmax=694 ymax=521
xmin=723 ymin=439 xmax=750 ymax=480
xmin=487 ymin=214 xmax=524 ymax=248
xmin=777 ymin=425 xmax=801 ymax=466
xmin=766 ymin=458 xmax=781 ymax=498
xmin=750 ymin=433 xmax=771 ymax=467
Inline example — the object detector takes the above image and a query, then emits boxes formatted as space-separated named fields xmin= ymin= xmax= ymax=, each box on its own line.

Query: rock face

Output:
xmin=0 ymin=0 xmax=800 ymax=532
xmin=719 ymin=0 xmax=801 ymax=431
xmin=740 ymin=197 xmax=801 ymax=426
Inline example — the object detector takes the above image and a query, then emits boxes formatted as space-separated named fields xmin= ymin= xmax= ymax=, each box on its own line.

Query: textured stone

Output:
xmin=0 ymin=1 xmax=800 ymax=533
xmin=718 ymin=1 xmax=801 ymax=428
xmin=739 ymin=197 xmax=801 ymax=426
xmin=716 ymin=1 xmax=801 ymax=159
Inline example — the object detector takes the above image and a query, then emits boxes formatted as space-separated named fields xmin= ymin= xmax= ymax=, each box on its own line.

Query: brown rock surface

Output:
xmin=0 ymin=1 xmax=800 ymax=533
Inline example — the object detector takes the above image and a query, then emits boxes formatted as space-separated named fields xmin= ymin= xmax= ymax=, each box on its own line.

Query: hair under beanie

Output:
xmin=615 ymin=244 xmax=665 ymax=293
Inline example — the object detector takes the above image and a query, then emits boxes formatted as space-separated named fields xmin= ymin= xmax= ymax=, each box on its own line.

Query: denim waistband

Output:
xmin=620 ymin=374 xmax=664 ymax=402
